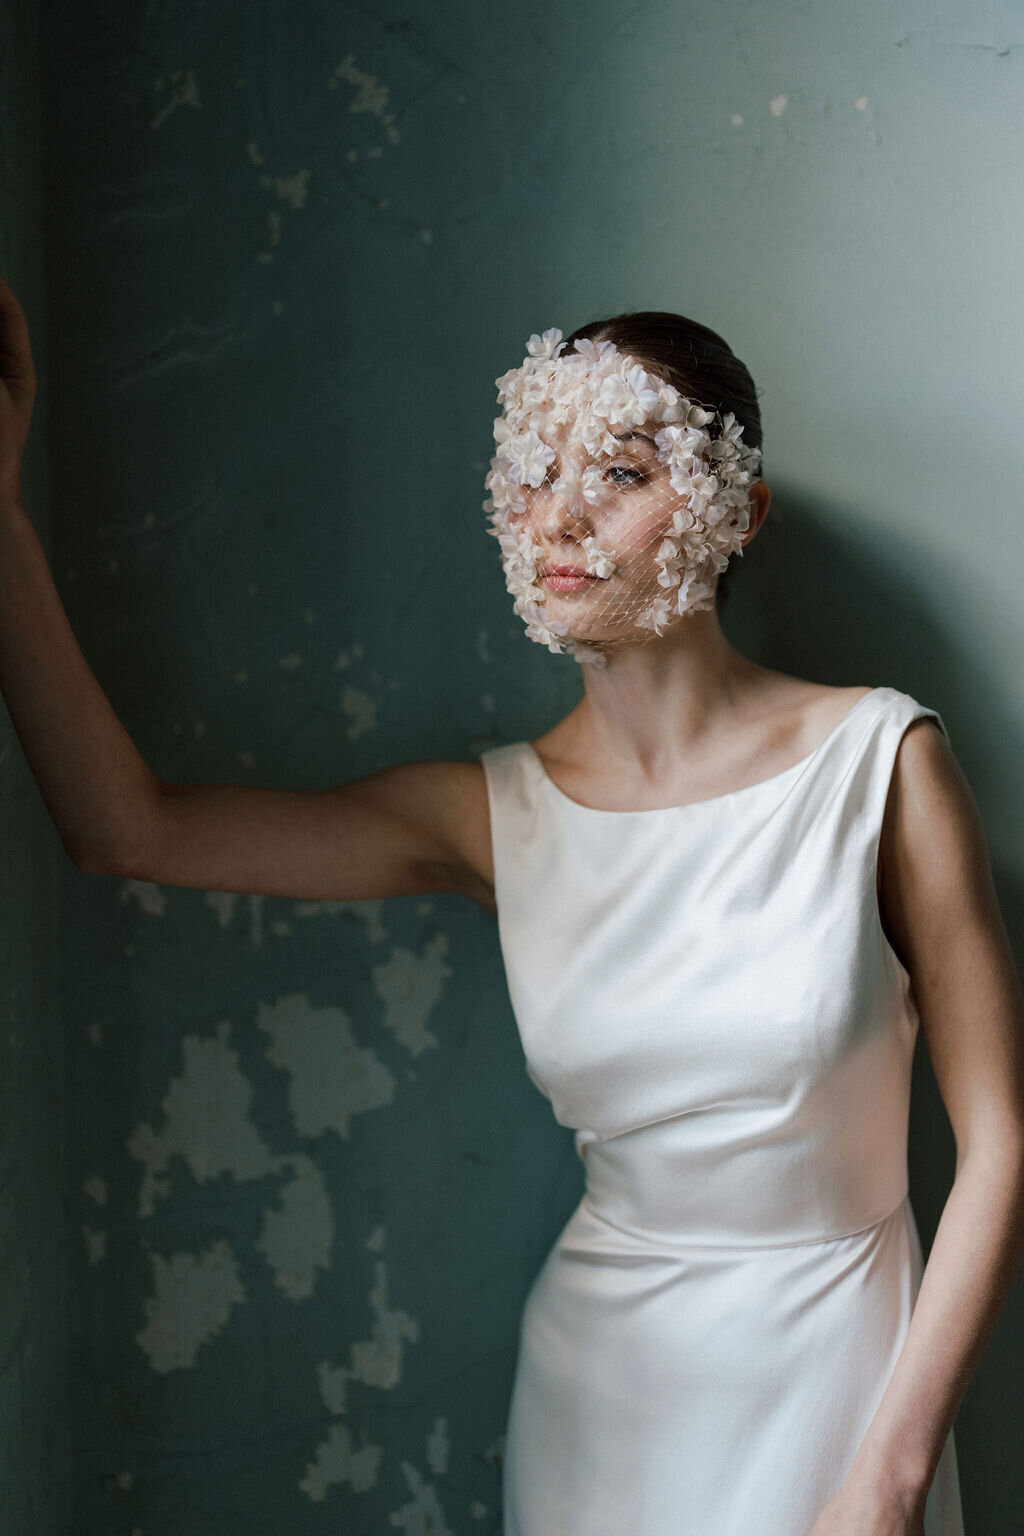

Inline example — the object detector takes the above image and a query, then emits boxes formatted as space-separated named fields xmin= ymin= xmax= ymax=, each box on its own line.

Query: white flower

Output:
xmin=526 ymin=328 xmax=565 ymax=360
xmin=581 ymin=536 xmax=617 ymax=579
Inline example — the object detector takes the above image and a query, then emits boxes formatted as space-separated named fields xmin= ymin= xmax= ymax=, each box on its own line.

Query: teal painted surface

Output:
xmin=0 ymin=1 xmax=70 ymax=1532
xmin=30 ymin=0 xmax=1024 ymax=1530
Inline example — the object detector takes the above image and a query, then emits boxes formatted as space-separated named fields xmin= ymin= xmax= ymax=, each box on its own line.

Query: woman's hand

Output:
xmin=806 ymin=1462 xmax=926 ymax=1536
xmin=0 ymin=272 xmax=37 ymax=505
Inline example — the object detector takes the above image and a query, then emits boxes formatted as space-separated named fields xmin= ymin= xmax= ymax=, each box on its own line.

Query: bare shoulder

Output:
xmin=878 ymin=706 xmax=986 ymax=936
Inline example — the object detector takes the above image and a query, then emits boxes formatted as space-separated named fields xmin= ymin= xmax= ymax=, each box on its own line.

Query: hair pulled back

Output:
xmin=563 ymin=310 xmax=763 ymax=460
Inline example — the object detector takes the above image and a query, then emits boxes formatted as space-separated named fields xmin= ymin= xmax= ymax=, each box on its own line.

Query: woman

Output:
xmin=1 ymin=272 xmax=1023 ymax=1536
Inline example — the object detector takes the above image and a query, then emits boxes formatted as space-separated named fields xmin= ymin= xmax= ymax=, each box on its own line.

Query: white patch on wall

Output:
xmin=261 ymin=169 xmax=311 ymax=209
xmin=84 ymin=1175 xmax=108 ymax=1207
xmin=365 ymin=1223 xmax=386 ymax=1252
xmin=120 ymin=878 xmax=167 ymax=917
xmin=258 ymin=992 xmax=395 ymax=1139
xmin=256 ymin=1153 xmax=334 ymax=1301
xmin=389 ymin=1461 xmax=454 ymax=1536
xmin=127 ymin=1021 xmax=277 ymax=1217
xmin=299 ymin=1420 xmax=384 ymax=1501
xmin=293 ymin=897 xmax=389 ymax=946
xmin=854 ymin=95 xmax=869 ymax=110
xmin=205 ymin=890 xmax=238 ymax=929
xmin=202 ymin=890 xmax=265 ymax=947
xmin=371 ymin=933 xmax=453 ymax=1057
xmin=328 ymin=54 xmax=401 ymax=145
xmin=136 ymin=1239 xmax=246 ymax=1372
xmin=316 ymin=1257 xmax=419 ymax=1414
xmin=425 ymin=1417 xmax=449 ymax=1476
xmin=150 ymin=69 xmax=201 ymax=131
xmin=769 ymin=94 xmax=789 ymax=116
xmin=341 ymin=683 xmax=378 ymax=740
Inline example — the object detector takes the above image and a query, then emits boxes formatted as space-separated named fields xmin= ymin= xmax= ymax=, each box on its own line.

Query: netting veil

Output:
xmin=483 ymin=328 xmax=762 ymax=667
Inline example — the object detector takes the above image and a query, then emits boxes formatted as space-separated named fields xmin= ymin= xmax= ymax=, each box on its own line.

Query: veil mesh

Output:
xmin=483 ymin=329 xmax=762 ymax=667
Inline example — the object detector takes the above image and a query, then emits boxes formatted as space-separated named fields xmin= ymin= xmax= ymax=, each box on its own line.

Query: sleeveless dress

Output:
xmin=481 ymin=685 xmax=964 ymax=1536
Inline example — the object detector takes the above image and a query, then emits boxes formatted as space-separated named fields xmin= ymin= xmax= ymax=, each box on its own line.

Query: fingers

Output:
xmin=0 ymin=271 xmax=37 ymax=403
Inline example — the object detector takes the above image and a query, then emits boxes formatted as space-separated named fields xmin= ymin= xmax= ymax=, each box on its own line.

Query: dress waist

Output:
xmin=577 ymin=1112 xmax=911 ymax=1248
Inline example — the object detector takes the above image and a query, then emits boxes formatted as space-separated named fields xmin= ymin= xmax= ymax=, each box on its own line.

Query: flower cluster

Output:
xmin=483 ymin=327 xmax=762 ymax=665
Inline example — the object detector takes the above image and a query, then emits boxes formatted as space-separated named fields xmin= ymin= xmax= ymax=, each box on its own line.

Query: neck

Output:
xmin=570 ymin=608 xmax=769 ymax=774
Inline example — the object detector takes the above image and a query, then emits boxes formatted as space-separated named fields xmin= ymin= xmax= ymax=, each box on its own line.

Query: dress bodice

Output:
xmin=481 ymin=686 xmax=947 ymax=1247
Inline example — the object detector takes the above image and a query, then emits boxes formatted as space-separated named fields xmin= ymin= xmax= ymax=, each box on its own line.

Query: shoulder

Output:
xmin=878 ymin=701 xmax=989 ymax=951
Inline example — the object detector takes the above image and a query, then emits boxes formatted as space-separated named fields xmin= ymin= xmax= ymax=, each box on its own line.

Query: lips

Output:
xmin=542 ymin=565 xmax=605 ymax=594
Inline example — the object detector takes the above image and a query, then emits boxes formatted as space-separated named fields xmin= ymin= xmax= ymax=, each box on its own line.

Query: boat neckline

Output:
xmin=523 ymin=686 xmax=886 ymax=816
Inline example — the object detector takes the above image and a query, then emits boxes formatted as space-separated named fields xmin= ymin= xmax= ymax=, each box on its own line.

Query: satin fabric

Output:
xmin=482 ymin=686 xmax=964 ymax=1536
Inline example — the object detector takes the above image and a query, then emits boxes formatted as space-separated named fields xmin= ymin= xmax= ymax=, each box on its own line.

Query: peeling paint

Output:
xmin=341 ymin=683 xmax=378 ymax=740
xmin=329 ymin=54 xmax=400 ymax=144
xmin=261 ymin=169 xmax=311 ymax=208
xmin=136 ymin=1239 xmax=246 ymax=1372
xmin=84 ymin=1174 xmax=108 ymax=1206
xmin=316 ymin=1257 xmax=419 ymax=1415
xmin=293 ymin=897 xmax=389 ymax=945
xmin=371 ymin=933 xmax=453 ymax=1057
xmin=258 ymin=992 xmax=395 ymax=1139
xmin=389 ymin=1461 xmax=454 ymax=1536
xmin=256 ymin=1153 xmax=333 ymax=1301
xmin=127 ymin=1021 xmax=276 ymax=1217
xmin=150 ymin=69 xmax=201 ymax=131
xmin=299 ymin=1420 xmax=384 ymax=1501
xmin=425 ymin=1416 xmax=449 ymax=1475
xmin=120 ymin=878 xmax=166 ymax=917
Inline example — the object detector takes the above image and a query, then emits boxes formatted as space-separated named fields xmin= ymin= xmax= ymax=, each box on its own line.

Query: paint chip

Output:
xmin=769 ymin=94 xmax=788 ymax=117
xmin=259 ymin=992 xmax=396 ymax=1139
xmin=136 ymin=1239 xmax=246 ymax=1372
xmin=371 ymin=934 xmax=453 ymax=1057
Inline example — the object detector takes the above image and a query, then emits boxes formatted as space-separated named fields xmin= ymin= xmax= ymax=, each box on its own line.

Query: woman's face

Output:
xmin=484 ymin=330 xmax=761 ymax=664
xmin=511 ymin=417 xmax=693 ymax=649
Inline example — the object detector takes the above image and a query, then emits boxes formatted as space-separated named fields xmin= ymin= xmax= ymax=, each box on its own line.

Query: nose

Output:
xmin=532 ymin=471 xmax=593 ymax=543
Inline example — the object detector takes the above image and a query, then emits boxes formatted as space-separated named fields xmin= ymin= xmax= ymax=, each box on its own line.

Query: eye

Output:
xmin=606 ymin=464 xmax=647 ymax=487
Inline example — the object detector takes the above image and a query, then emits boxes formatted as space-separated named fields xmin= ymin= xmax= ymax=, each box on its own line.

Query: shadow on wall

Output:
xmin=725 ymin=483 xmax=1024 ymax=1536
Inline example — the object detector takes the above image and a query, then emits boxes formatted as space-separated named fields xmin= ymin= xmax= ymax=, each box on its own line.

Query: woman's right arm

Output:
xmin=0 ymin=275 xmax=495 ymax=910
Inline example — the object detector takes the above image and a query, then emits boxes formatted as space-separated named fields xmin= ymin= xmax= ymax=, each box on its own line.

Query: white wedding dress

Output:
xmin=481 ymin=686 xmax=964 ymax=1536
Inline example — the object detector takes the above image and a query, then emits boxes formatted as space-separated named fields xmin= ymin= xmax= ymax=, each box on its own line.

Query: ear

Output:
xmin=741 ymin=479 xmax=771 ymax=547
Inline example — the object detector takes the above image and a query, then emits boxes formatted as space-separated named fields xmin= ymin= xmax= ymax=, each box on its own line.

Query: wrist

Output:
xmin=850 ymin=1434 xmax=934 ymax=1504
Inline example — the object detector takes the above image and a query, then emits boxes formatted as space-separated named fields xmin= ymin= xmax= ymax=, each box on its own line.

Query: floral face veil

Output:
xmin=483 ymin=328 xmax=763 ymax=667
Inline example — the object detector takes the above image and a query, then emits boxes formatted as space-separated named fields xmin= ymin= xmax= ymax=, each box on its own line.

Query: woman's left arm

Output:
xmin=810 ymin=715 xmax=1024 ymax=1536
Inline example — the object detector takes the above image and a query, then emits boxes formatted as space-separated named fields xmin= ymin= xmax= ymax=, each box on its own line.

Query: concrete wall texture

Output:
xmin=4 ymin=0 xmax=1023 ymax=1530
xmin=0 ymin=0 xmax=71 ymax=1531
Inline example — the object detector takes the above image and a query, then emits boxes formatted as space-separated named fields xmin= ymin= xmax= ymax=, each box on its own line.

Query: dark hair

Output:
xmin=563 ymin=311 xmax=764 ymax=607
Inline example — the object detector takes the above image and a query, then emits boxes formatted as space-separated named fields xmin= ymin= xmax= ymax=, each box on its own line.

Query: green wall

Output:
xmin=11 ymin=0 xmax=1024 ymax=1530
xmin=0 ymin=0 xmax=70 ymax=1531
